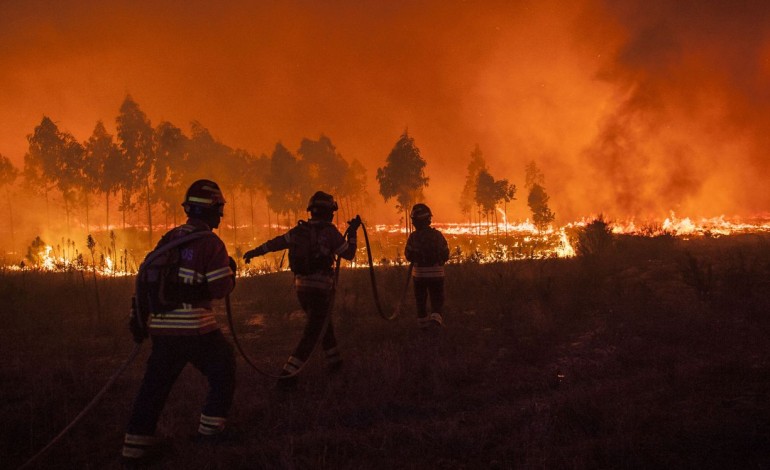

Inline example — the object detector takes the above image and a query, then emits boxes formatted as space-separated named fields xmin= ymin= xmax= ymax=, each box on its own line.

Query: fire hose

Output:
xmin=227 ymin=225 xmax=351 ymax=380
xmin=359 ymin=221 xmax=412 ymax=321
xmin=18 ymin=343 xmax=143 ymax=470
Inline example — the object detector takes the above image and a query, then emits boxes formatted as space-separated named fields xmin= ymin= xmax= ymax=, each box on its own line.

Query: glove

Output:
xmin=243 ymin=246 xmax=265 ymax=264
xmin=129 ymin=297 xmax=148 ymax=344
xmin=347 ymin=215 xmax=362 ymax=232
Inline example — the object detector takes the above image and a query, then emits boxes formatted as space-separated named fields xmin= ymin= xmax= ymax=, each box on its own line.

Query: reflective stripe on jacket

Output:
xmin=149 ymin=219 xmax=234 ymax=335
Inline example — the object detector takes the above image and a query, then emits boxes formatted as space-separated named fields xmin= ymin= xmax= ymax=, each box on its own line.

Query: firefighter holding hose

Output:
xmin=243 ymin=191 xmax=360 ymax=389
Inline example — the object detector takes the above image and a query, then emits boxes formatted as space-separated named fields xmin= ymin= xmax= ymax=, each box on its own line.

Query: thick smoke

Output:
xmin=581 ymin=0 xmax=770 ymax=219
xmin=0 ymin=0 xmax=769 ymax=232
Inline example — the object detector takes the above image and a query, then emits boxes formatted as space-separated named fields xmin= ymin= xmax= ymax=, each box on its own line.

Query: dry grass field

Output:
xmin=3 ymin=233 xmax=770 ymax=469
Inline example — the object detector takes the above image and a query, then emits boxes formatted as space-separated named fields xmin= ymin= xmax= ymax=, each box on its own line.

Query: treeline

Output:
xmin=0 ymin=94 xmax=558 ymax=254
xmin=6 ymin=95 xmax=370 ymax=250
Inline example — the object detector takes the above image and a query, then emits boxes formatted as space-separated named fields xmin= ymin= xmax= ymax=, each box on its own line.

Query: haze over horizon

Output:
xmin=2 ymin=0 xmax=769 ymax=225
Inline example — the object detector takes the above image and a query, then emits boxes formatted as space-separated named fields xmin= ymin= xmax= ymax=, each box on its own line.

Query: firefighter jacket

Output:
xmin=149 ymin=218 xmax=235 ymax=335
xmin=255 ymin=219 xmax=357 ymax=292
xmin=405 ymin=226 xmax=450 ymax=278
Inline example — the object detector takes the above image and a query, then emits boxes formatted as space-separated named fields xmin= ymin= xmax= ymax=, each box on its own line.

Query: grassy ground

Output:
xmin=2 ymin=234 xmax=770 ymax=469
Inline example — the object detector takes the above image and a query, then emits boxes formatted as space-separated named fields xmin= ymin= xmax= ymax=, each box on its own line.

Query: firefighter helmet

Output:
xmin=182 ymin=179 xmax=226 ymax=217
xmin=410 ymin=203 xmax=432 ymax=221
xmin=306 ymin=191 xmax=338 ymax=212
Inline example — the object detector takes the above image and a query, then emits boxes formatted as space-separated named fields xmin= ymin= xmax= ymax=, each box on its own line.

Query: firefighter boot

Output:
xmin=429 ymin=312 xmax=444 ymax=327
xmin=121 ymin=434 xmax=170 ymax=467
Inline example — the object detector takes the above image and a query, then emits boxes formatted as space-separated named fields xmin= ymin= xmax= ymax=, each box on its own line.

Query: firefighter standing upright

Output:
xmin=405 ymin=203 xmax=450 ymax=328
xmin=243 ymin=191 xmax=359 ymax=389
xmin=123 ymin=180 xmax=237 ymax=462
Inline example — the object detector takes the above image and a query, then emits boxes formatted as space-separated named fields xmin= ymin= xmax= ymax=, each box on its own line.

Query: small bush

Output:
xmin=575 ymin=216 xmax=614 ymax=257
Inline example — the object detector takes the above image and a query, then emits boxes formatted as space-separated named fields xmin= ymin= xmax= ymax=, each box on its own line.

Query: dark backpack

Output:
xmin=132 ymin=229 xmax=214 ymax=327
xmin=288 ymin=220 xmax=332 ymax=275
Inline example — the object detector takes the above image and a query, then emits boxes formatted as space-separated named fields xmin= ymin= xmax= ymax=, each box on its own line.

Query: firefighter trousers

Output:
xmin=126 ymin=330 xmax=235 ymax=436
xmin=293 ymin=289 xmax=338 ymax=363
xmin=413 ymin=276 xmax=445 ymax=318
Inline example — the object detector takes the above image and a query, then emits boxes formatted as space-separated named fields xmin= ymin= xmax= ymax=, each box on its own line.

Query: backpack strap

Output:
xmin=140 ymin=230 xmax=215 ymax=268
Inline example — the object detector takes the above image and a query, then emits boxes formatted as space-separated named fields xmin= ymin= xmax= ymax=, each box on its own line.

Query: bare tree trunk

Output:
xmin=84 ymin=192 xmax=90 ymax=236
xmin=249 ymin=191 xmax=255 ymax=241
xmin=64 ymin=197 xmax=71 ymax=240
xmin=231 ymin=191 xmax=237 ymax=247
xmin=7 ymin=188 xmax=15 ymax=256
xmin=504 ymin=200 xmax=508 ymax=237
xmin=266 ymin=200 xmax=271 ymax=238
xmin=105 ymin=192 xmax=110 ymax=232
xmin=45 ymin=189 xmax=50 ymax=233
xmin=121 ymin=189 xmax=127 ymax=232
xmin=145 ymin=179 xmax=153 ymax=250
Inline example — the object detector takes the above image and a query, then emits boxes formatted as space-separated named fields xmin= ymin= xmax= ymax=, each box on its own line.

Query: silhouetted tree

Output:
xmin=525 ymin=160 xmax=545 ymax=190
xmin=24 ymin=116 xmax=61 ymax=229
xmin=475 ymin=170 xmax=516 ymax=236
xmin=267 ymin=142 xmax=305 ymax=223
xmin=185 ymin=122 xmax=243 ymax=241
xmin=528 ymin=183 xmax=555 ymax=231
xmin=475 ymin=169 xmax=497 ymax=233
xmin=376 ymin=130 xmax=429 ymax=232
xmin=83 ymin=121 xmax=122 ymax=234
xmin=55 ymin=130 xmax=85 ymax=238
xmin=220 ymin=148 xmax=250 ymax=246
xmin=241 ymin=152 xmax=270 ymax=239
xmin=24 ymin=116 xmax=83 ymax=236
xmin=153 ymin=121 xmax=188 ymax=227
xmin=496 ymin=179 xmax=516 ymax=235
xmin=461 ymin=144 xmax=486 ymax=228
xmin=0 ymin=154 xmax=19 ymax=254
xmin=340 ymin=158 xmax=369 ymax=222
xmin=298 ymin=135 xmax=347 ymax=199
xmin=116 ymin=95 xmax=155 ymax=246
xmin=186 ymin=121 xmax=232 ymax=180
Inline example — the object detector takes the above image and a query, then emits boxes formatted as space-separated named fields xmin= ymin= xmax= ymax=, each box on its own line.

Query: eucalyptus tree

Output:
xmin=528 ymin=183 xmax=555 ymax=231
xmin=24 ymin=116 xmax=84 ymax=236
xmin=0 ymin=154 xmax=19 ymax=254
xmin=116 ymin=95 xmax=155 ymax=245
xmin=496 ymin=179 xmax=516 ymax=235
xmin=153 ymin=121 xmax=188 ymax=228
xmin=84 ymin=120 xmax=124 ymax=233
xmin=525 ymin=160 xmax=545 ymax=190
xmin=220 ymin=148 xmax=251 ymax=246
xmin=267 ymin=142 xmax=306 ymax=224
xmin=241 ymin=152 xmax=270 ymax=239
xmin=24 ymin=116 xmax=61 ymax=229
xmin=376 ymin=130 xmax=429 ymax=232
xmin=340 ymin=158 xmax=369 ymax=222
xmin=55 ymin=131 xmax=85 ymax=238
xmin=475 ymin=168 xmax=497 ymax=233
xmin=297 ymin=135 xmax=348 ymax=203
xmin=461 ymin=144 xmax=487 ymax=228
xmin=185 ymin=121 xmax=244 ymax=241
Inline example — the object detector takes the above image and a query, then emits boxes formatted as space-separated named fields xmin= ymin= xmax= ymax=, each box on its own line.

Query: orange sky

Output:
xmin=1 ymin=0 xmax=769 ymax=224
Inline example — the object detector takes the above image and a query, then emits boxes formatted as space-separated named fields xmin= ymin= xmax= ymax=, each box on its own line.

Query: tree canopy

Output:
xmin=377 ymin=131 xmax=429 ymax=227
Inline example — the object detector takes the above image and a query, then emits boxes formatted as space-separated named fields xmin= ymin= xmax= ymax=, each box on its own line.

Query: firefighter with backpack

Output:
xmin=243 ymin=191 xmax=360 ymax=389
xmin=123 ymin=179 xmax=237 ymax=463
xmin=405 ymin=203 xmax=450 ymax=329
